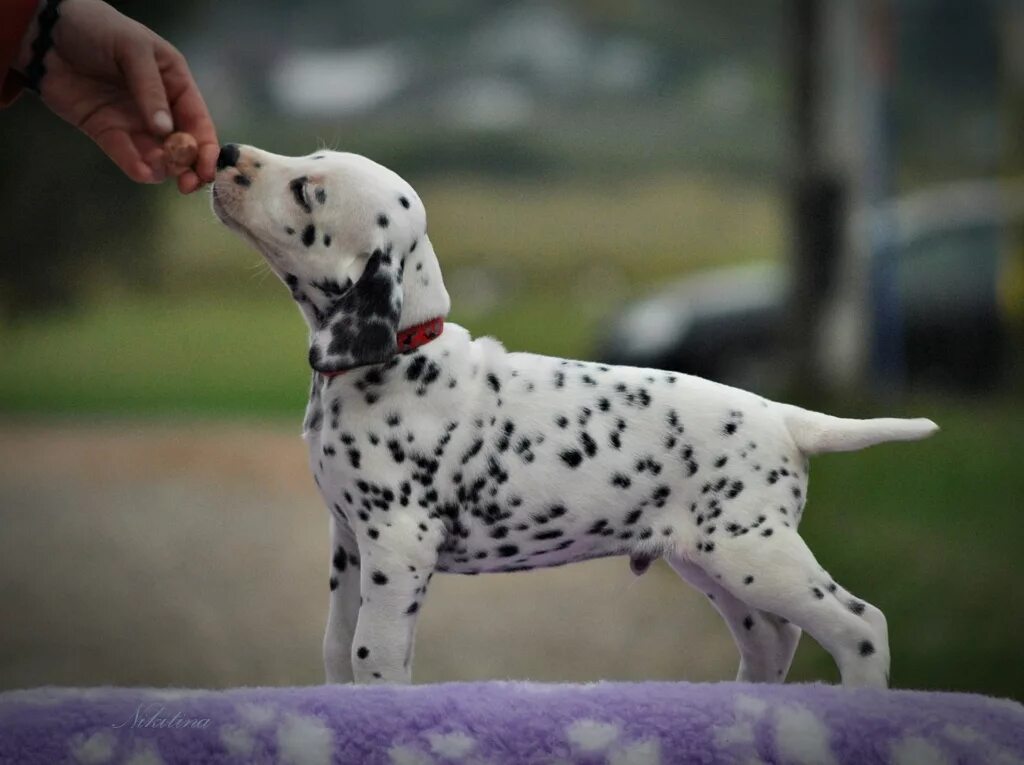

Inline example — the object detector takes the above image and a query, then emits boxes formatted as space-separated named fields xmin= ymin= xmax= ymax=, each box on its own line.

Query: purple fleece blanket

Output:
xmin=1 ymin=681 xmax=1021 ymax=765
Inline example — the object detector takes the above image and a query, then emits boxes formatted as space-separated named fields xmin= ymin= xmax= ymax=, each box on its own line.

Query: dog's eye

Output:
xmin=289 ymin=177 xmax=313 ymax=213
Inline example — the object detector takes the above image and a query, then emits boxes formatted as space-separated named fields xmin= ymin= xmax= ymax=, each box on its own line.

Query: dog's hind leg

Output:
xmin=667 ymin=554 xmax=801 ymax=682
xmin=324 ymin=513 xmax=361 ymax=683
xmin=681 ymin=526 xmax=890 ymax=688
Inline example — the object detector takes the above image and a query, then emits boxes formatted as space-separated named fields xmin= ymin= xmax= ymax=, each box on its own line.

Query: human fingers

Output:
xmin=93 ymin=127 xmax=161 ymax=183
xmin=116 ymin=40 xmax=175 ymax=137
xmin=160 ymin=46 xmax=219 ymax=183
xmin=176 ymin=170 xmax=204 ymax=194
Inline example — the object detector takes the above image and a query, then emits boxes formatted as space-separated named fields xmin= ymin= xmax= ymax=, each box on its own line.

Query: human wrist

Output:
xmin=14 ymin=0 xmax=69 ymax=92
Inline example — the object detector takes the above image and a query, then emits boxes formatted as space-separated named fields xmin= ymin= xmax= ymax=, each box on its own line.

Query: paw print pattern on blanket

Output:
xmin=0 ymin=684 xmax=1017 ymax=765
xmin=389 ymin=729 xmax=482 ymax=765
xmin=69 ymin=732 xmax=164 ymax=765
xmin=711 ymin=695 xmax=840 ymax=765
xmin=707 ymin=695 xmax=1018 ymax=765
xmin=217 ymin=705 xmax=333 ymax=765
xmin=387 ymin=721 xmax=661 ymax=765
xmin=565 ymin=719 xmax=661 ymax=765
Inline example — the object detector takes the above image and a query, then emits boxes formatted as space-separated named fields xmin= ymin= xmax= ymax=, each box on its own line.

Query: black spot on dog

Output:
xmin=377 ymin=213 xmax=390 ymax=228
xmin=534 ymin=529 xmax=564 ymax=541
xmin=399 ymin=195 xmax=410 ymax=209
xmin=372 ymin=571 xmax=389 ymax=585
xmin=579 ymin=432 xmax=597 ymax=457
xmin=302 ymin=224 xmax=316 ymax=247
xmin=560 ymin=449 xmax=583 ymax=468
xmin=611 ymin=473 xmax=631 ymax=489
xmin=312 ymin=278 xmax=347 ymax=297
xmin=333 ymin=548 xmax=348 ymax=572
xmin=859 ymin=640 xmax=875 ymax=657
xmin=357 ymin=646 xmax=369 ymax=659
xmin=726 ymin=480 xmax=744 ymax=499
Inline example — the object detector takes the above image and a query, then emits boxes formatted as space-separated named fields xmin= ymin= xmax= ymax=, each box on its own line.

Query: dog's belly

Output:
xmin=433 ymin=499 xmax=653 ymax=575
xmin=435 ymin=541 xmax=621 ymax=574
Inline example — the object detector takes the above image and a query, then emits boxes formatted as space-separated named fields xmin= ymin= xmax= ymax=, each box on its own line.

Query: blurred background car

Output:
xmin=599 ymin=180 xmax=1024 ymax=393
xmin=1 ymin=0 xmax=1022 ymax=700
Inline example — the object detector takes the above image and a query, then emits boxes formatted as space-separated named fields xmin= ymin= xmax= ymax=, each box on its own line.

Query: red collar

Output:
xmin=320 ymin=317 xmax=445 ymax=378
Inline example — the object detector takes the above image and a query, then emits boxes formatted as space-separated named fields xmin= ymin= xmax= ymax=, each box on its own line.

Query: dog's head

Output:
xmin=212 ymin=145 xmax=449 ymax=373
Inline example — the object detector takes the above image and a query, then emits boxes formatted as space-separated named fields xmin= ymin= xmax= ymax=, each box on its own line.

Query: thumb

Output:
xmin=119 ymin=42 xmax=174 ymax=136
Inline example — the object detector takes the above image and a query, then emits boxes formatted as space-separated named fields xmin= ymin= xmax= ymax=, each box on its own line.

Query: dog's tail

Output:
xmin=780 ymin=404 xmax=938 ymax=456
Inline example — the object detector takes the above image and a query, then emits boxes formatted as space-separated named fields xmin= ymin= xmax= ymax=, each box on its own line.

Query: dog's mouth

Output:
xmin=210 ymin=184 xmax=235 ymax=225
xmin=210 ymin=181 xmax=264 ymax=253
xmin=210 ymin=173 xmax=250 ymax=224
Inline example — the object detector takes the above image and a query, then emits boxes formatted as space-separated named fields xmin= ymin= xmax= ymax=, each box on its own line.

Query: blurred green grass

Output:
xmin=0 ymin=173 xmax=780 ymax=417
xmin=0 ymin=173 xmax=1020 ymax=699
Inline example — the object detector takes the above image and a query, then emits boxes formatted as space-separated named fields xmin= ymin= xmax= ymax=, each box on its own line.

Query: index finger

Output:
xmin=159 ymin=47 xmax=219 ymax=184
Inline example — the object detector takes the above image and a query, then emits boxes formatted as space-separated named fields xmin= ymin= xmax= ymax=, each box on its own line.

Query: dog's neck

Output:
xmin=394 ymin=234 xmax=451 ymax=330
xmin=288 ymin=234 xmax=451 ymax=333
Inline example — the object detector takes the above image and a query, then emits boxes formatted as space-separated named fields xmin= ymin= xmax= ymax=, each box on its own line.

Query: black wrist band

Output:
xmin=25 ymin=0 xmax=66 ymax=95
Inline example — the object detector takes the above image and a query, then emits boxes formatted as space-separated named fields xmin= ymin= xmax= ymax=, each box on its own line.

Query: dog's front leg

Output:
xmin=324 ymin=514 xmax=361 ymax=683
xmin=350 ymin=543 xmax=435 ymax=684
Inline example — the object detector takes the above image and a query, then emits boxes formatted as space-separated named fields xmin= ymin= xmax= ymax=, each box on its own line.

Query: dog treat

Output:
xmin=163 ymin=132 xmax=198 ymax=170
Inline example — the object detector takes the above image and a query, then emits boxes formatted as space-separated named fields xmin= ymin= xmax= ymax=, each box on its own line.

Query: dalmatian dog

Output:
xmin=211 ymin=143 xmax=937 ymax=688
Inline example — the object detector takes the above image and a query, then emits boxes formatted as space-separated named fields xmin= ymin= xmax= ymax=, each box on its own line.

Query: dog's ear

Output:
xmin=309 ymin=248 xmax=404 ymax=374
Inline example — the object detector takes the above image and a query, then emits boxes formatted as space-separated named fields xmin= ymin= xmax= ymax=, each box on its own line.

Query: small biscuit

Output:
xmin=163 ymin=132 xmax=198 ymax=170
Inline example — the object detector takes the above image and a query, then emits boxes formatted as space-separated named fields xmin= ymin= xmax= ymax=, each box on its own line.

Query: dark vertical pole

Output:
xmin=864 ymin=1 xmax=903 ymax=397
xmin=790 ymin=0 xmax=845 ymax=399
xmin=1000 ymin=3 xmax=1024 ymax=382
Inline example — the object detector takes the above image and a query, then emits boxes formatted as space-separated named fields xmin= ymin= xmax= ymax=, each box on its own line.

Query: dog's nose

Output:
xmin=217 ymin=144 xmax=240 ymax=170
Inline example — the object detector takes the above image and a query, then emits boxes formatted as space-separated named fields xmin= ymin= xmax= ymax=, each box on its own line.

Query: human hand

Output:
xmin=15 ymin=0 xmax=218 ymax=193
